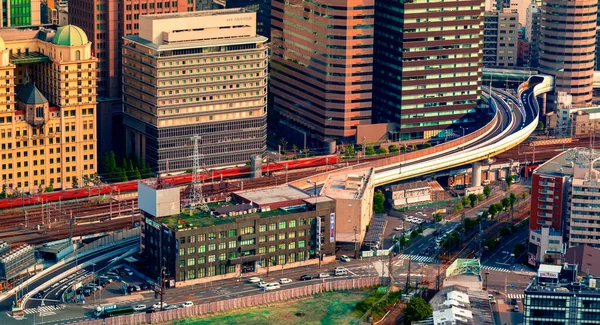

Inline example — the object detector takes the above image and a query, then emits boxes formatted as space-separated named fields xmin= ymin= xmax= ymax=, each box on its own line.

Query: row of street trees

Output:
xmin=99 ymin=152 xmax=153 ymax=183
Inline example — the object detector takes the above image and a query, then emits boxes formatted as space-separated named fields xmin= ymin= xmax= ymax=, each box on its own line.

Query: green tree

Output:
xmin=365 ymin=145 xmax=375 ymax=156
xmin=72 ymin=176 xmax=79 ymax=188
xmin=483 ymin=238 xmax=498 ymax=251
xmin=373 ymin=190 xmax=385 ymax=213
xmin=423 ymin=142 xmax=432 ymax=148
xmin=501 ymin=197 xmax=511 ymax=211
xmin=468 ymin=193 xmax=478 ymax=208
xmin=483 ymin=185 xmax=492 ymax=199
xmin=513 ymin=243 xmax=526 ymax=256
xmin=345 ymin=144 xmax=355 ymax=157
xmin=0 ymin=185 xmax=6 ymax=198
xmin=522 ymin=192 xmax=528 ymax=200
xmin=139 ymin=158 xmax=152 ymax=179
xmin=376 ymin=147 xmax=387 ymax=155
xmin=464 ymin=218 xmax=476 ymax=231
xmin=537 ymin=121 xmax=545 ymax=131
xmin=399 ymin=236 xmax=407 ymax=247
xmin=479 ymin=211 xmax=489 ymax=221
xmin=400 ymin=146 xmax=406 ymax=153
xmin=477 ymin=193 xmax=485 ymax=202
xmin=126 ymin=159 xmax=135 ymax=180
xmin=292 ymin=144 xmax=299 ymax=156
xmin=509 ymin=193 xmax=517 ymax=209
xmin=45 ymin=180 xmax=54 ymax=193
xmin=506 ymin=175 xmax=514 ymax=188
xmin=453 ymin=203 xmax=463 ymax=213
xmin=434 ymin=213 xmax=443 ymax=222
xmin=388 ymin=145 xmax=399 ymax=153
xmin=133 ymin=167 xmax=142 ymax=180
xmin=411 ymin=230 xmax=418 ymax=238
xmin=115 ymin=168 xmax=128 ymax=182
xmin=461 ymin=196 xmax=470 ymax=207
xmin=488 ymin=204 xmax=498 ymax=219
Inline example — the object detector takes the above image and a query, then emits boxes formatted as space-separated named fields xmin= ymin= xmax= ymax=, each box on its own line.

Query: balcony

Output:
xmin=537 ymin=220 xmax=552 ymax=226
xmin=537 ymin=204 xmax=553 ymax=210
xmin=538 ymin=189 xmax=554 ymax=195
xmin=537 ymin=212 xmax=552 ymax=218
xmin=539 ymin=181 xmax=555 ymax=187
xmin=538 ymin=196 xmax=553 ymax=203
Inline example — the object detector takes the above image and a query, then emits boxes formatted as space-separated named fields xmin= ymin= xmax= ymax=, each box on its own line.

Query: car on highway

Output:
xmin=318 ymin=273 xmax=330 ymax=278
xmin=513 ymin=305 xmax=520 ymax=312
xmin=265 ymin=283 xmax=281 ymax=291
xmin=134 ymin=285 xmax=141 ymax=291
xmin=340 ymin=255 xmax=351 ymax=262
xmin=152 ymin=302 xmax=167 ymax=309
xmin=182 ymin=301 xmax=194 ymax=308
xmin=247 ymin=277 xmax=262 ymax=283
xmin=257 ymin=281 xmax=268 ymax=288
xmin=133 ymin=304 xmax=147 ymax=312
xmin=164 ymin=304 xmax=178 ymax=310
xmin=279 ymin=278 xmax=293 ymax=284
xmin=124 ymin=268 xmax=134 ymax=276
xmin=300 ymin=275 xmax=313 ymax=281
xmin=416 ymin=212 xmax=427 ymax=217
xmin=140 ymin=283 xmax=149 ymax=291
xmin=394 ymin=226 xmax=403 ymax=231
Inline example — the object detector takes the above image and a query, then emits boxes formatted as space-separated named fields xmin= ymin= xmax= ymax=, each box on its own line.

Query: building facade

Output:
xmin=122 ymin=10 xmax=268 ymax=173
xmin=220 ymin=0 xmax=271 ymax=39
xmin=270 ymin=0 xmax=374 ymax=143
xmin=0 ymin=245 xmax=35 ymax=281
xmin=140 ymin=192 xmax=336 ymax=285
xmin=0 ymin=0 xmax=41 ymax=27
xmin=518 ymin=38 xmax=530 ymax=67
xmin=539 ymin=0 xmax=597 ymax=109
xmin=372 ymin=0 xmax=484 ymax=140
xmin=0 ymin=25 xmax=97 ymax=192
xmin=525 ymin=3 xmax=540 ymax=68
xmin=69 ymin=0 xmax=195 ymax=157
xmin=483 ymin=10 xmax=519 ymax=68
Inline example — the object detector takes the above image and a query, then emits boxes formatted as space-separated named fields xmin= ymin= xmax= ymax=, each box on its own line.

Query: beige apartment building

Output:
xmin=0 ymin=25 xmax=97 ymax=192
xmin=122 ymin=9 xmax=268 ymax=173
xmin=483 ymin=10 xmax=519 ymax=68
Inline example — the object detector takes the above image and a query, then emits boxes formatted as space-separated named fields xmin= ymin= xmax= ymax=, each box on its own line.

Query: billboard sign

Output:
xmin=329 ymin=213 xmax=335 ymax=242
xmin=538 ymin=271 xmax=559 ymax=279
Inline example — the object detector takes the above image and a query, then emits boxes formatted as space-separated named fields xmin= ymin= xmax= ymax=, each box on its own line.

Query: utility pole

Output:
xmin=353 ymin=225 xmax=358 ymax=259
xmin=436 ymin=262 xmax=440 ymax=291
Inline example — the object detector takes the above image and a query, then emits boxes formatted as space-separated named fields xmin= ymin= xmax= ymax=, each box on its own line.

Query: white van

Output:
xmin=482 ymin=180 xmax=491 ymax=186
xmin=265 ymin=283 xmax=280 ymax=291
xmin=335 ymin=267 xmax=348 ymax=276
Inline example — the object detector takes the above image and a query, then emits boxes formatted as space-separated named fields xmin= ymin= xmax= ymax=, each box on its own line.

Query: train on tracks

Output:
xmin=0 ymin=155 xmax=339 ymax=210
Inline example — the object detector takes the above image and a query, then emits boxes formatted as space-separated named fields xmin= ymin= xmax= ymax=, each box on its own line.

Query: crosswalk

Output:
xmin=506 ymin=293 xmax=524 ymax=300
xmin=23 ymin=304 xmax=66 ymax=315
xmin=481 ymin=265 xmax=514 ymax=273
xmin=397 ymin=254 xmax=438 ymax=263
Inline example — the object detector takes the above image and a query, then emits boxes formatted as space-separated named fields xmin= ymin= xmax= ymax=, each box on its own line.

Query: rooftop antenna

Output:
xmin=189 ymin=135 xmax=208 ymax=214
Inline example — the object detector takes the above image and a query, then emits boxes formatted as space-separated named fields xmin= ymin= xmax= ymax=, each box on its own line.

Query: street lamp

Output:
xmin=459 ymin=126 xmax=466 ymax=137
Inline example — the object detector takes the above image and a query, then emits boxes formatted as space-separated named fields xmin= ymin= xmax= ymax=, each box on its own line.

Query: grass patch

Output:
xmin=172 ymin=289 xmax=374 ymax=325
xmin=354 ymin=288 xmax=403 ymax=321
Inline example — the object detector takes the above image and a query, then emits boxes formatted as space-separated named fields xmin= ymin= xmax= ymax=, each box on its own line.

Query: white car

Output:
xmin=133 ymin=304 xmax=146 ymax=312
xmin=318 ymin=273 xmax=330 ymax=278
xmin=182 ymin=301 xmax=194 ymax=308
xmin=123 ymin=268 xmax=134 ymax=276
xmin=257 ymin=281 xmax=268 ymax=288
xmin=264 ymin=283 xmax=281 ymax=291
xmin=340 ymin=255 xmax=351 ymax=262
xmin=279 ymin=278 xmax=293 ymax=284
xmin=152 ymin=302 xmax=167 ymax=309
xmin=247 ymin=277 xmax=262 ymax=283
xmin=394 ymin=226 xmax=403 ymax=231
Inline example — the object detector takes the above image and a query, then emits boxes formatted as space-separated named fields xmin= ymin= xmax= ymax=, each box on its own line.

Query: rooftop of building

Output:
xmin=159 ymin=200 xmax=310 ymax=230
xmin=234 ymin=185 xmax=312 ymax=207
xmin=427 ymin=285 xmax=494 ymax=325
xmin=124 ymin=34 xmax=267 ymax=51
xmin=524 ymin=263 xmax=600 ymax=295
xmin=390 ymin=180 xmax=430 ymax=192
xmin=16 ymin=81 xmax=48 ymax=105
xmin=321 ymin=169 xmax=373 ymax=200
xmin=534 ymin=148 xmax=581 ymax=177
xmin=143 ymin=8 xmax=247 ymax=20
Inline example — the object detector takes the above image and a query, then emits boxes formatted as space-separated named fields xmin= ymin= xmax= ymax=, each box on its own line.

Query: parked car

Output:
xmin=340 ymin=255 xmax=351 ymax=262
xmin=134 ymin=285 xmax=141 ymax=292
xmin=279 ymin=278 xmax=293 ymax=284
xmin=124 ymin=268 xmax=134 ymax=276
xmin=300 ymin=275 xmax=313 ymax=281
xmin=140 ymin=283 xmax=149 ymax=291
xmin=182 ymin=301 xmax=194 ymax=308
xmin=247 ymin=277 xmax=262 ymax=283
xmin=133 ymin=305 xmax=147 ymax=312
xmin=318 ymin=273 xmax=330 ymax=278
xmin=394 ymin=226 xmax=403 ymax=231
xmin=513 ymin=305 xmax=520 ymax=312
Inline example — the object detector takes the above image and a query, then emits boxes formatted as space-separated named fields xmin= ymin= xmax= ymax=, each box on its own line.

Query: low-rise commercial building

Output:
xmin=139 ymin=183 xmax=336 ymax=286
xmin=0 ymin=245 xmax=35 ymax=281
xmin=389 ymin=181 xmax=431 ymax=208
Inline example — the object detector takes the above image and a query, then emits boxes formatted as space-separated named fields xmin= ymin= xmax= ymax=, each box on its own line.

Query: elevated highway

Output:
xmin=299 ymin=75 xmax=555 ymax=188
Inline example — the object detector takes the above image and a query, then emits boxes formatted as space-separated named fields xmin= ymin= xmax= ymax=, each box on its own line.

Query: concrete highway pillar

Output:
xmin=472 ymin=162 xmax=482 ymax=187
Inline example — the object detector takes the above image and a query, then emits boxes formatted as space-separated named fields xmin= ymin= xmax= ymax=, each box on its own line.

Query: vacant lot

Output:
xmin=174 ymin=289 xmax=373 ymax=325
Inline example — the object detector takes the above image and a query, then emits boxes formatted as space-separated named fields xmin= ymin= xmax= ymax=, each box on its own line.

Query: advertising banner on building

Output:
xmin=329 ymin=213 xmax=335 ymax=242
xmin=316 ymin=217 xmax=321 ymax=252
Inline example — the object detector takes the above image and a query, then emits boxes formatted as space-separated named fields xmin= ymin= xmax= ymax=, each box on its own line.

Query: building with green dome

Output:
xmin=0 ymin=25 xmax=98 ymax=192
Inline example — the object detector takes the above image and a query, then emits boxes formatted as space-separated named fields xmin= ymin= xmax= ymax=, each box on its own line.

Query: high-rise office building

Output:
xmin=539 ymin=0 xmax=597 ymax=109
xmin=69 ymin=0 xmax=195 ymax=156
xmin=223 ymin=0 xmax=271 ymax=39
xmin=0 ymin=0 xmax=41 ymax=27
xmin=373 ymin=0 xmax=484 ymax=140
xmin=122 ymin=9 xmax=268 ymax=173
xmin=270 ymin=0 xmax=374 ymax=144
xmin=525 ymin=3 xmax=540 ymax=68
xmin=483 ymin=10 xmax=519 ymax=68
xmin=0 ymin=25 xmax=97 ymax=192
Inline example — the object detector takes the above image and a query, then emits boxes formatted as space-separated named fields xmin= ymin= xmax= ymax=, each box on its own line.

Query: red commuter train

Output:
xmin=0 ymin=155 xmax=339 ymax=209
